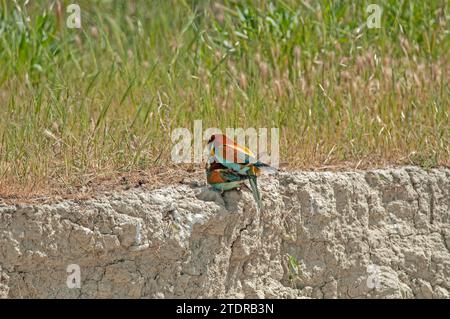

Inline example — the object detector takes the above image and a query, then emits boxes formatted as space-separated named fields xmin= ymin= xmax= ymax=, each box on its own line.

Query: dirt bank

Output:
xmin=0 ymin=166 xmax=449 ymax=298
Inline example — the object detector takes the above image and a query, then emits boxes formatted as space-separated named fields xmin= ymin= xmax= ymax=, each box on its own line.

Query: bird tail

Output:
xmin=249 ymin=175 xmax=262 ymax=209
xmin=254 ymin=162 xmax=278 ymax=175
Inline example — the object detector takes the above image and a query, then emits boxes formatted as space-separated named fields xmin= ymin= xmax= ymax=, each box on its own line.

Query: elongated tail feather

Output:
xmin=249 ymin=176 xmax=262 ymax=209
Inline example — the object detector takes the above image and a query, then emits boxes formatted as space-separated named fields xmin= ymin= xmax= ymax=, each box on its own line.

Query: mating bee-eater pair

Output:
xmin=205 ymin=134 xmax=275 ymax=209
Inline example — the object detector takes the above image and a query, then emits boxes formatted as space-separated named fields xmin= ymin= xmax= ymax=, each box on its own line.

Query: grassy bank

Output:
xmin=0 ymin=0 xmax=448 ymax=195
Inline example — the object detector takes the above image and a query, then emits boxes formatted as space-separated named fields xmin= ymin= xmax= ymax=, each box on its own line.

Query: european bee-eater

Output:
xmin=206 ymin=134 xmax=276 ymax=209
xmin=206 ymin=134 xmax=274 ymax=176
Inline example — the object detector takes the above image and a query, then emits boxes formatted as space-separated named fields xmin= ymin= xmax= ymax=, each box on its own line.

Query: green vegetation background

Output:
xmin=0 ymin=0 xmax=448 ymax=191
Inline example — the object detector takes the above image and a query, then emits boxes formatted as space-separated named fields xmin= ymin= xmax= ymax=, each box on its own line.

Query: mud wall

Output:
xmin=0 ymin=167 xmax=449 ymax=298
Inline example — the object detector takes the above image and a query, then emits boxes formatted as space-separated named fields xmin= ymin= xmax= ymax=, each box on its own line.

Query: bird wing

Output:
xmin=207 ymin=169 xmax=226 ymax=184
xmin=214 ymin=143 xmax=258 ymax=165
xmin=207 ymin=168 xmax=249 ymax=184
xmin=219 ymin=169 xmax=250 ymax=182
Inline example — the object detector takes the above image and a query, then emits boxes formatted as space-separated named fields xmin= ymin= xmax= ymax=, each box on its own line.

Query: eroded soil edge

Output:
xmin=1 ymin=166 xmax=449 ymax=298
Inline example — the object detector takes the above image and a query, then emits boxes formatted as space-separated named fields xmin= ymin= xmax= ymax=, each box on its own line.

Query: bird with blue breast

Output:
xmin=205 ymin=134 xmax=276 ymax=209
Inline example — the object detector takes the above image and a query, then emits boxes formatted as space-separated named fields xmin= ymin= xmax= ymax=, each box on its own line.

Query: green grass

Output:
xmin=0 ymin=0 xmax=449 ymax=194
